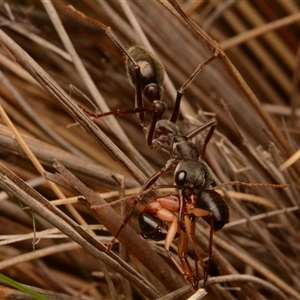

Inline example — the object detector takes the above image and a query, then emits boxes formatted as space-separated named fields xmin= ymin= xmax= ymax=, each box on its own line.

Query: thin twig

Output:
xmin=0 ymin=163 xmax=162 ymax=299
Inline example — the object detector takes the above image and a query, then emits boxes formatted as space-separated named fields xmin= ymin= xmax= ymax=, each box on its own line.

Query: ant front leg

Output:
xmin=126 ymin=46 xmax=166 ymax=132
xmin=177 ymin=226 xmax=201 ymax=290
xmin=106 ymin=165 xmax=171 ymax=251
xmin=191 ymin=190 xmax=230 ymax=286
xmin=185 ymin=207 xmax=211 ymax=287
xmin=187 ymin=118 xmax=217 ymax=160
xmin=79 ymin=104 xmax=158 ymax=120
xmin=181 ymin=202 xmax=212 ymax=288
xmin=169 ymin=54 xmax=219 ymax=124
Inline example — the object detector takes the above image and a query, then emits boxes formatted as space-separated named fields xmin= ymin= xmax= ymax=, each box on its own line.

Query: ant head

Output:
xmin=174 ymin=160 xmax=213 ymax=194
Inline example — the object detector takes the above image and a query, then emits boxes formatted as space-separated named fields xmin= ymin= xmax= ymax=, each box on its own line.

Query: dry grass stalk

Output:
xmin=0 ymin=1 xmax=299 ymax=299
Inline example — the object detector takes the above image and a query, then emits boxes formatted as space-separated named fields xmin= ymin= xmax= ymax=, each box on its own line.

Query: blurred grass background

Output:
xmin=0 ymin=1 xmax=299 ymax=299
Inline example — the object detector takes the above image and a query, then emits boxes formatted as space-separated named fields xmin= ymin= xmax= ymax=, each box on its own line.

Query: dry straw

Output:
xmin=0 ymin=1 xmax=299 ymax=299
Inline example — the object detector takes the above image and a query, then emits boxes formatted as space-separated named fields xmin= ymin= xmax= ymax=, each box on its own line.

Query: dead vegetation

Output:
xmin=0 ymin=1 xmax=299 ymax=299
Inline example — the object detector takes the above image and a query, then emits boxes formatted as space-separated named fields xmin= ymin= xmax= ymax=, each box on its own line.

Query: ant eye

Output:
xmin=175 ymin=170 xmax=187 ymax=186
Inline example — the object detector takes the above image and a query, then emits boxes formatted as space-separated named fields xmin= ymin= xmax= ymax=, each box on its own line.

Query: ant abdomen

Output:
xmin=197 ymin=190 xmax=229 ymax=231
xmin=138 ymin=212 xmax=168 ymax=241
xmin=126 ymin=46 xmax=165 ymax=86
xmin=126 ymin=46 xmax=165 ymax=103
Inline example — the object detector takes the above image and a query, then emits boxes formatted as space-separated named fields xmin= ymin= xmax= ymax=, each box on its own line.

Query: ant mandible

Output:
xmin=68 ymin=5 xmax=228 ymax=290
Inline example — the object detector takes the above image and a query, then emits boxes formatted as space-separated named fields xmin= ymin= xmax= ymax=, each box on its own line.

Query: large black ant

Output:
xmin=68 ymin=6 xmax=288 ymax=290
xmin=68 ymin=5 xmax=229 ymax=290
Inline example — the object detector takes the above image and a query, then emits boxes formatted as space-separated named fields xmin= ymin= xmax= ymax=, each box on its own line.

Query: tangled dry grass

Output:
xmin=0 ymin=1 xmax=299 ymax=299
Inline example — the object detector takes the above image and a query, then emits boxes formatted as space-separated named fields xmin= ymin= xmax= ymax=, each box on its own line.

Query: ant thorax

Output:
xmin=152 ymin=120 xmax=180 ymax=152
xmin=171 ymin=135 xmax=200 ymax=161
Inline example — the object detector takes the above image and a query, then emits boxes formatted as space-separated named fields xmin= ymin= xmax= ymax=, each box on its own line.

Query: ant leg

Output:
xmin=79 ymin=89 xmax=168 ymax=144
xmin=106 ymin=165 xmax=169 ymax=251
xmin=186 ymin=118 xmax=217 ymax=140
xmin=156 ymin=209 xmax=194 ymax=284
xmin=190 ymin=223 xmax=200 ymax=288
xmin=157 ymin=201 xmax=203 ymax=290
xmin=79 ymin=104 xmax=158 ymax=119
xmin=146 ymin=101 xmax=168 ymax=148
xmin=131 ymin=57 xmax=146 ymax=127
xmin=185 ymin=204 xmax=213 ymax=287
xmin=99 ymin=34 xmax=146 ymax=128
xmin=186 ymin=118 xmax=217 ymax=160
xmin=80 ymin=100 xmax=169 ymax=149
xmin=177 ymin=227 xmax=199 ymax=290
xmin=67 ymin=5 xmax=147 ymax=127
xmin=204 ymin=218 xmax=215 ymax=287
xmin=106 ymin=190 xmax=146 ymax=251
xmin=107 ymin=155 xmax=179 ymax=250
xmin=200 ymin=120 xmax=217 ymax=160
xmin=187 ymin=217 xmax=215 ymax=288
xmin=169 ymin=55 xmax=218 ymax=124
xmin=169 ymin=90 xmax=183 ymax=124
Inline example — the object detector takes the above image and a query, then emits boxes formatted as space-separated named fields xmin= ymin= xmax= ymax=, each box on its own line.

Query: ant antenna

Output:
xmin=213 ymin=181 xmax=289 ymax=190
